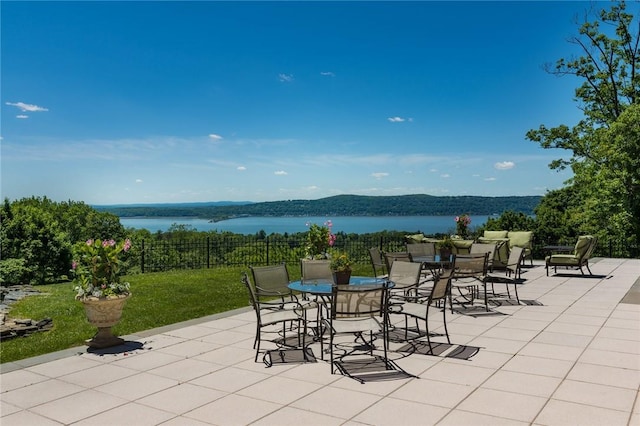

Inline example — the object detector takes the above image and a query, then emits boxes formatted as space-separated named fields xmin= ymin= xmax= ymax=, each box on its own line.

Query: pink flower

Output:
xmin=123 ymin=239 xmax=132 ymax=252
xmin=455 ymin=216 xmax=460 ymax=222
xmin=72 ymin=261 xmax=77 ymax=270
xmin=86 ymin=239 xmax=94 ymax=246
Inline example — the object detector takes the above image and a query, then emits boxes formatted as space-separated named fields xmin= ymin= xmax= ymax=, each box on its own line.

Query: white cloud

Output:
xmin=440 ymin=173 xmax=450 ymax=178
xmin=237 ymin=166 xmax=246 ymax=171
xmin=6 ymin=102 xmax=49 ymax=112
xmin=495 ymin=161 xmax=515 ymax=170
xmin=274 ymin=170 xmax=288 ymax=175
xmin=278 ymin=73 xmax=294 ymax=82
xmin=371 ymin=172 xmax=389 ymax=179
xmin=208 ymin=134 xmax=223 ymax=140
xmin=135 ymin=179 xmax=143 ymax=183
xmin=16 ymin=115 xmax=29 ymax=119
xmin=320 ymin=71 xmax=335 ymax=77
xmin=387 ymin=116 xmax=413 ymax=123
xmin=485 ymin=177 xmax=497 ymax=181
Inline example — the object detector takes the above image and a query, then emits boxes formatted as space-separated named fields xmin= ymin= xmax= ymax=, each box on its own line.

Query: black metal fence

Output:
xmin=137 ymin=235 xmax=638 ymax=273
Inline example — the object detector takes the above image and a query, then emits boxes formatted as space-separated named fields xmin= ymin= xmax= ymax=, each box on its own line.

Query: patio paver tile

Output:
xmin=481 ymin=370 xmax=562 ymax=398
xmin=252 ymin=406 xmax=344 ymax=426
xmin=137 ymin=382 xmax=227 ymax=415
xmin=439 ymin=409 xmax=529 ymax=425
xmin=1 ymin=379 xmax=84 ymax=409
xmin=28 ymin=389 xmax=128 ymax=424
xmin=388 ymin=377 xmax=475 ymax=408
xmin=72 ymin=402 xmax=176 ymax=426
xmin=352 ymin=397 xmax=450 ymax=425
xmin=189 ymin=366 xmax=271 ymax=393
xmin=291 ymin=386 xmax=382 ymax=420
xmin=0 ymin=409 xmax=64 ymax=425
xmin=236 ymin=375 xmax=323 ymax=404
xmin=94 ymin=372 xmax=178 ymax=400
xmin=579 ymin=347 xmax=640 ymax=370
xmin=534 ymin=399 xmax=630 ymax=426
xmin=185 ymin=394 xmax=280 ymax=426
xmin=551 ymin=379 xmax=637 ymax=412
xmin=457 ymin=388 xmax=547 ymax=423
xmin=566 ymin=362 xmax=640 ymax=390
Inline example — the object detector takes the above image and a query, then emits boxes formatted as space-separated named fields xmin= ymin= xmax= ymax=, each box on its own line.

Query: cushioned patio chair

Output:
xmin=545 ymin=235 xmax=597 ymax=276
xmin=508 ymin=231 xmax=534 ymax=265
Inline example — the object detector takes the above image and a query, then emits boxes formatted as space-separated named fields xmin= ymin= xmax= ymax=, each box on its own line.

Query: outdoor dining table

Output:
xmin=411 ymin=254 xmax=453 ymax=276
xmin=287 ymin=275 xmax=389 ymax=295
xmin=287 ymin=276 xmax=393 ymax=357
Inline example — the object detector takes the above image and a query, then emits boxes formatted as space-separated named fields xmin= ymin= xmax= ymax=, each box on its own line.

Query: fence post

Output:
xmin=141 ymin=240 xmax=145 ymax=273
xmin=207 ymin=236 xmax=210 ymax=269
xmin=266 ymin=239 xmax=270 ymax=265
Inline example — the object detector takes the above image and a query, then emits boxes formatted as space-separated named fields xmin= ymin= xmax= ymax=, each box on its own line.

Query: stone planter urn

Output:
xmin=81 ymin=294 xmax=130 ymax=348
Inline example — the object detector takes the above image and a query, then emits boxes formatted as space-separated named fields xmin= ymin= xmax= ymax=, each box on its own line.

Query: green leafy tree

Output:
xmin=1 ymin=197 xmax=129 ymax=284
xmin=526 ymin=1 xmax=640 ymax=253
xmin=482 ymin=211 xmax=537 ymax=234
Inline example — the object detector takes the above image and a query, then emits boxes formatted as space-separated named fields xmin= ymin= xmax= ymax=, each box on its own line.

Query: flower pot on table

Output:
xmin=332 ymin=270 xmax=352 ymax=285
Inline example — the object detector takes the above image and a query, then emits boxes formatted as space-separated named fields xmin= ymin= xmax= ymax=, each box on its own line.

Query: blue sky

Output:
xmin=2 ymin=1 xmax=594 ymax=205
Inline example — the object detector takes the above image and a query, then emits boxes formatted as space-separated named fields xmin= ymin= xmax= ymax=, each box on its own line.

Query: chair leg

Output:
xmin=441 ymin=303 xmax=450 ymax=344
xmin=425 ymin=306 xmax=433 ymax=353
xmin=255 ymin=329 xmax=261 ymax=362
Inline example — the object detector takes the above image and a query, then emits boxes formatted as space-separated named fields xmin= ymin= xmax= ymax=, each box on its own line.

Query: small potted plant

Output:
xmin=71 ymin=238 xmax=132 ymax=348
xmin=437 ymin=235 xmax=454 ymax=260
xmin=329 ymin=250 xmax=352 ymax=285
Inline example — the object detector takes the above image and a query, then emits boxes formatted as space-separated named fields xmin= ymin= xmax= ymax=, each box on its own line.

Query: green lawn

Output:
xmin=0 ymin=263 xmax=372 ymax=364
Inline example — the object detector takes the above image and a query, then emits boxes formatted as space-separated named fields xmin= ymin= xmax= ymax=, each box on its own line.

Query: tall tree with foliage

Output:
xmin=0 ymin=197 xmax=127 ymax=284
xmin=526 ymin=1 xmax=640 ymax=254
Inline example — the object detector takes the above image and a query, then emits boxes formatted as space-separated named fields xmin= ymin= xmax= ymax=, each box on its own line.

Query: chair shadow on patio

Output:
xmin=333 ymin=356 xmax=416 ymax=383
xmin=263 ymin=347 xmax=317 ymax=367
xmin=397 ymin=340 xmax=481 ymax=361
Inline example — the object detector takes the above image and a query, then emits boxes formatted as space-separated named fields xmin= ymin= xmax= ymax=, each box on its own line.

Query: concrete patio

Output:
xmin=1 ymin=258 xmax=639 ymax=425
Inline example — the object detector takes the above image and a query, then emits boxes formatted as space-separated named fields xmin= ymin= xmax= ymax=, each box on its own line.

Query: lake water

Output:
xmin=120 ymin=215 xmax=492 ymax=235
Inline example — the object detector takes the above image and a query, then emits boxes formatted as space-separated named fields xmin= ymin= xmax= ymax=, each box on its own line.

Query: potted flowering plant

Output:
xmin=71 ymin=238 xmax=132 ymax=348
xmin=437 ymin=235 xmax=454 ymax=259
xmin=329 ymin=250 xmax=352 ymax=284
xmin=305 ymin=220 xmax=336 ymax=259
xmin=455 ymin=214 xmax=471 ymax=238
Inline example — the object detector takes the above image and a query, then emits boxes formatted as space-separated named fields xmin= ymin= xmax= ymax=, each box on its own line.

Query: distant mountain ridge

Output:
xmin=96 ymin=194 xmax=541 ymax=220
